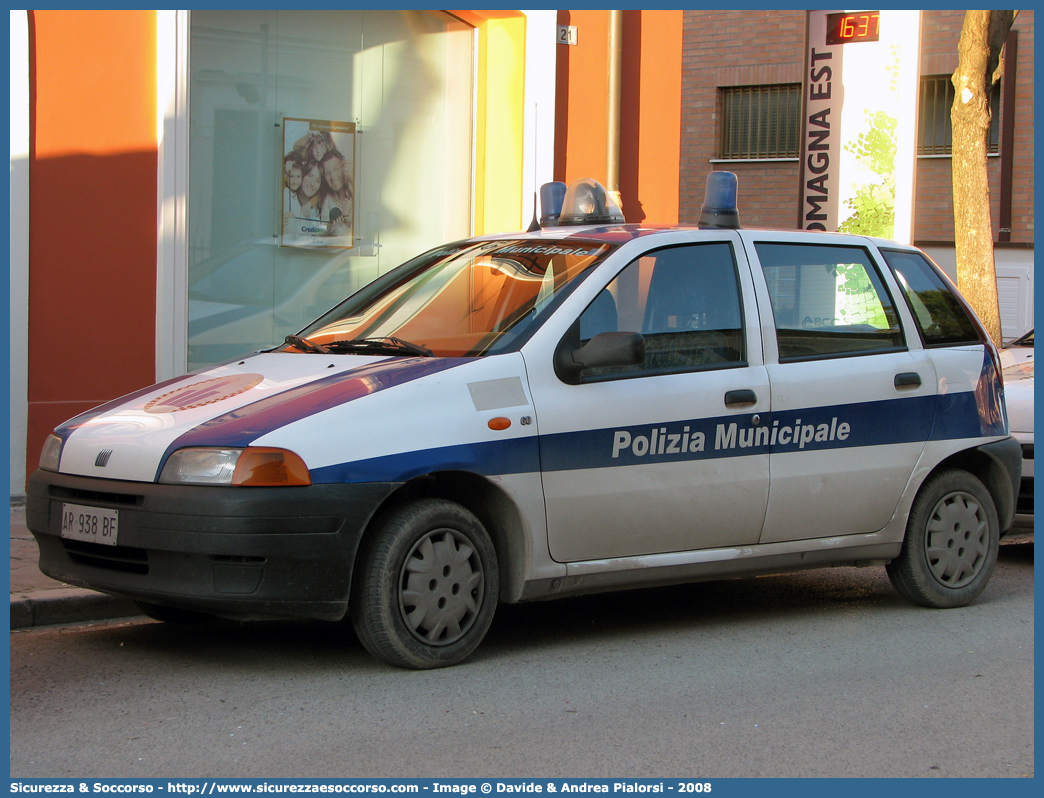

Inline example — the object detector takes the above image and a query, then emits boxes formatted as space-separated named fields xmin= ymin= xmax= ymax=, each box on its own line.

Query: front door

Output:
xmin=529 ymin=240 xmax=771 ymax=563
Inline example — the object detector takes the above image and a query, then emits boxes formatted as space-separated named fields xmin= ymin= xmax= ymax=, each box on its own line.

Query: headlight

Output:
xmin=159 ymin=447 xmax=312 ymax=486
xmin=159 ymin=448 xmax=241 ymax=485
xmin=39 ymin=434 xmax=64 ymax=472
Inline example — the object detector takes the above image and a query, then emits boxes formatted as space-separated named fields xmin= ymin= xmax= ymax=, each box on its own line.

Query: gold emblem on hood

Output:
xmin=144 ymin=373 xmax=264 ymax=414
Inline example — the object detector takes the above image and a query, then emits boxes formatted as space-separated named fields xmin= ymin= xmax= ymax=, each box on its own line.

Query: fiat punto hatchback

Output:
xmin=27 ymin=175 xmax=1022 ymax=668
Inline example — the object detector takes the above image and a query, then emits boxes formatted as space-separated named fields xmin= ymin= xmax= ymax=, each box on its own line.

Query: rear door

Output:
xmin=742 ymin=234 xmax=938 ymax=543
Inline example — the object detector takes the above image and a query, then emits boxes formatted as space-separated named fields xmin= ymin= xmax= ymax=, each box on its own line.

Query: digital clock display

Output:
xmin=825 ymin=11 xmax=881 ymax=45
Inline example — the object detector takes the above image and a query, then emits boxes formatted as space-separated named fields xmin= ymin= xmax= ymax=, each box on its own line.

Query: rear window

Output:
xmin=755 ymin=242 xmax=904 ymax=361
xmin=880 ymin=249 xmax=982 ymax=347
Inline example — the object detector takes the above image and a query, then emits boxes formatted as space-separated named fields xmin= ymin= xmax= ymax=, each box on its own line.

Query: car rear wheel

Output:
xmin=887 ymin=469 xmax=999 ymax=608
xmin=351 ymin=499 xmax=498 ymax=669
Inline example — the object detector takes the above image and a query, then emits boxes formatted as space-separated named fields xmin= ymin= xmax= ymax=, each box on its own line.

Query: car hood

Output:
xmin=1002 ymin=354 xmax=1034 ymax=386
xmin=52 ymin=353 xmax=465 ymax=483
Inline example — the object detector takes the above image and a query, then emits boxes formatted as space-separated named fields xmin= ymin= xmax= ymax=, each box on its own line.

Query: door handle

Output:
xmin=894 ymin=372 xmax=921 ymax=389
xmin=725 ymin=389 xmax=758 ymax=407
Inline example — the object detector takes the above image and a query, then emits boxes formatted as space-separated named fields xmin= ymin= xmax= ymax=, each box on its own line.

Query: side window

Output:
xmin=755 ymin=242 xmax=905 ymax=361
xmin=879 ymin=249 xmax=982 ymax=347
xmin=578 ymin=242 xmax=745 ymax=378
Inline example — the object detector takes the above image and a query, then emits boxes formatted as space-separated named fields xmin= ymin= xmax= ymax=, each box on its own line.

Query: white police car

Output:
xmin=27 ymin=174 xmax=1021 ymax=669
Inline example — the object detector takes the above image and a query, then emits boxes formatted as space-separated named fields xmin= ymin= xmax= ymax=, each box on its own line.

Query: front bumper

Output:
xmin=26 ymin=470 xmax=400 ymax=621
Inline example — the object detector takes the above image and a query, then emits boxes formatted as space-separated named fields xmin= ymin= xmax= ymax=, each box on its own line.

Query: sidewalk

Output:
xmin=9 ymin=504 xmax=140 ymax=629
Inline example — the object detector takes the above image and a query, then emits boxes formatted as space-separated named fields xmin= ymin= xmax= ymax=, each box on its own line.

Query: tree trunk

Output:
xmin=950 ymin=11 xmax=1015 ymax=345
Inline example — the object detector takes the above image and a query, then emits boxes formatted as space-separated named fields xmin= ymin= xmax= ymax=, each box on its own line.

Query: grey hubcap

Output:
xmin=398 ymin=528 xmax=483 ymax=646
xmin=925 ymin=490 xmax=989 ymax=589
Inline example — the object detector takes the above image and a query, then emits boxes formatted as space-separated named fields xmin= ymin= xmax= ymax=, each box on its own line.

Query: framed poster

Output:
xmin=281 ymin=118 xmax=356 ymax=248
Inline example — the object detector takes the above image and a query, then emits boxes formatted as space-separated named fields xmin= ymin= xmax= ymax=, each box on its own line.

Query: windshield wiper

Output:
xmin=324 ymin=337 xmax=435 ymax=358
xmin=284 ymin=335 xmax=329 ymax=354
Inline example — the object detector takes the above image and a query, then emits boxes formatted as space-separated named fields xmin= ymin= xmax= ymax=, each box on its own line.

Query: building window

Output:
xmin=719 ymin=84 xmax=801 ymax=159
xmin=918 ymin=74 xmax=1001 ymax=155
xmin=186 ymin=10 xmax=474 ymax=371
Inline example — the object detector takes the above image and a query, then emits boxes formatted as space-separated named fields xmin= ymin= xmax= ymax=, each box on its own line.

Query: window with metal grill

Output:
xmin=918 ymin=75 xmax=1001 ymax=155
xmin=719 ymin=84 xmax=801 ymax=159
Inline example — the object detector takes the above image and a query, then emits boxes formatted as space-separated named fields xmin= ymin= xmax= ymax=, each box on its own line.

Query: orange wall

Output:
xmin=27 ymin=10 xmax=158 ymax=477
xmin=555 ymin=10 xmax=683 ymax=224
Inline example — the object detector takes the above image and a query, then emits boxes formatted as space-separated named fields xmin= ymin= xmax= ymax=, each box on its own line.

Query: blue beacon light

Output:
xmin=698 ymin=171 xmax=741 ymax=229
xmin=538 ymin=181 xmax=567 ymax=227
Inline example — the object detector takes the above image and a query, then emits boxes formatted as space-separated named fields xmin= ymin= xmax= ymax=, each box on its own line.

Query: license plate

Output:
xmin=60 ymin=503 xmax=119 ymax=546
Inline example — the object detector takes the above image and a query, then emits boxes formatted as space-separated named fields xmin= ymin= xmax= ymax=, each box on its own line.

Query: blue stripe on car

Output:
xmin=311 ymin=436 xmax=541 ymax=484
xmin=309 ymin=390 xmax=993 ymax=485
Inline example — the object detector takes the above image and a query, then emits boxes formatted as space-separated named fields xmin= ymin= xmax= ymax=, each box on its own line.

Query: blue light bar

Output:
xmin=698 ymin=171 xmax=740 ymax=229
xmin=558 ymin=178 xmax=625 ymax=226
xmin=538 ymin=181 xmax=567 ymax=227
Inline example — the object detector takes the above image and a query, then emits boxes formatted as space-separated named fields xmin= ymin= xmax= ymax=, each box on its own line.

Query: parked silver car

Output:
xmin=1001 ymin=328 xmax=1033 ymax=528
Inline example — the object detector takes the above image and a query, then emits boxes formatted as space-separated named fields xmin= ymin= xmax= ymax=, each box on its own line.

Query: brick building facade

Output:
xmin=677 ymin=10 xmax=1034 ymax=335
xmin=912 ymin=10 xmax=1034 ymax=246
xmin=680 ymin=9 xmax=807 ymax=228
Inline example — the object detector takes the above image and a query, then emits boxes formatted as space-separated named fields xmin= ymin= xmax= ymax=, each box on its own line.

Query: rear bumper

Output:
xmin=26 ymin=469 xmax=399 ymax=621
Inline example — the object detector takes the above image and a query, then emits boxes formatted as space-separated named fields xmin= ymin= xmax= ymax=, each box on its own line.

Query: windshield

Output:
xmin=291 ymin=239 xmax=617 ymax=356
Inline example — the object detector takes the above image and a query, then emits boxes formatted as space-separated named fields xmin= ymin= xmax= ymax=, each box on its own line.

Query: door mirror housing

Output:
xmin=555 ymin=331 xmax=645 ymax=384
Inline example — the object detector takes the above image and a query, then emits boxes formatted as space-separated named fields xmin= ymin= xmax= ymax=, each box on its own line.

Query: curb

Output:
xmin=11 ymin=589 xmax=141 ymax=630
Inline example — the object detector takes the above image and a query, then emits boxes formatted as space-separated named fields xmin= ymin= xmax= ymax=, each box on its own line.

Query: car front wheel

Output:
xmin=351 ymin=499 xmax=499 ymax=669
xmin=887 ymin=468 xmax=999 ymax=608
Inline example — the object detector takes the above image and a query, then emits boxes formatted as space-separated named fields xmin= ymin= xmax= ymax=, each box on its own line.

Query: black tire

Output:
xmin=351 ymin=499 xmax=499 ymax=669
xmin=887 ymin=469 xmax=999 ymax=608
xmin=134 ymin=601 xmax=213 ymax=623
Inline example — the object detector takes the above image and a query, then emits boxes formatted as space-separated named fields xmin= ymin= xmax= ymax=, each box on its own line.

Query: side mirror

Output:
xmin=555 ymin=331 xmax=645 ymax=384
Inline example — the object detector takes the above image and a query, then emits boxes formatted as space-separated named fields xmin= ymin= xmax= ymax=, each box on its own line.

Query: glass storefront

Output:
xmin=188 ymin=10 xmax=473 ymax=369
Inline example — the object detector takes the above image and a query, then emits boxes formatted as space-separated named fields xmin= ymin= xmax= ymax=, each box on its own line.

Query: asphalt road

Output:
xmin=9 ymin=542 xmax=1033 ymax=779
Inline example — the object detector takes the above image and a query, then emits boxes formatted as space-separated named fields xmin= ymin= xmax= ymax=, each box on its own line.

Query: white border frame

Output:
xmin=10 ymin=10 xmax=30 ymax=496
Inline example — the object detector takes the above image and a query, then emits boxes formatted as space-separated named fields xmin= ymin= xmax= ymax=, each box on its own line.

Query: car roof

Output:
xmin=470 ymin=223 xmax=909 ymax=249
